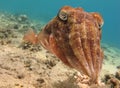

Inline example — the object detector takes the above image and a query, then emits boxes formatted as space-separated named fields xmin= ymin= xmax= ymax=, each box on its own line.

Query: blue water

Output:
xmin=0 ymin=0 xmax=120 ymax=48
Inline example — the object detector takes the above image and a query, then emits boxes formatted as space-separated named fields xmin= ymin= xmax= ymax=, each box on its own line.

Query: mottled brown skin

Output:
xmin=32 ymin=6 xmax=104 ymax=85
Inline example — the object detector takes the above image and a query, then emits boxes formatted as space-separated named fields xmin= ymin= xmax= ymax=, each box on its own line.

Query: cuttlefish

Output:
xmin=23 ymin=6 xmax=104 ymax=85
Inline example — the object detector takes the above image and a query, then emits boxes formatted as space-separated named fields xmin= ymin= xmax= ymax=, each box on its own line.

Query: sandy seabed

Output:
xmin=0 ymin=12 xmax=120 ymax=88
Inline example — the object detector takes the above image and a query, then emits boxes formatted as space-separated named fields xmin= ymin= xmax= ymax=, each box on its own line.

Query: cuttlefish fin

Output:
xmin=23 ymin=28 xmax=38 ymax=44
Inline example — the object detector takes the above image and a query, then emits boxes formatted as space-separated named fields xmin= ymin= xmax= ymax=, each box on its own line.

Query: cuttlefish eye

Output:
xmin=98 ymin=22 xmax=104 ymax=29
xmin=58 ymin=11 xmax=68 ymax=21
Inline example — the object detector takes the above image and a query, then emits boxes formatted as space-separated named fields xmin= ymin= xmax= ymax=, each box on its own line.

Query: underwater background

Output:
xmin=0 ymin=0 xmax=120 ymax=88
xmin=0 ymin=0 xmax=120 ymax=47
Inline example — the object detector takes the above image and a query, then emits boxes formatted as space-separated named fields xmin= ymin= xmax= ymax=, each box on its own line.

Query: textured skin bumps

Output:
xmin=38 ymin=6 xmax=104 ymax=84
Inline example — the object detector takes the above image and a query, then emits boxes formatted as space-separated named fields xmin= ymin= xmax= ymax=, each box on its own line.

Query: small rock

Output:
xmin=44 ymin=59 xmax=56 ymax=69
xmin=108 ymin=78 xmax=120 ymax=88
xmin=13 ymin=24 xmax=19 ymax=29
xmin=117 ymin=65 xmax=120 ymax=69
xmin=17 ymin=74 xmax=24 ymax=79
xmin=36 ymin=78 xmax=45 ymax=84
xmin=24 ymin=60 xmax=31 ymax=67
xmin=18 ymin=14 xmax=28 ymax=23
xmin=104 ymin=74 xmax=114 ymax=83
xmin=115 ymin=70 xmax=120 ymax=80
xmin=15 ymin=83 xmax=19 ymax=86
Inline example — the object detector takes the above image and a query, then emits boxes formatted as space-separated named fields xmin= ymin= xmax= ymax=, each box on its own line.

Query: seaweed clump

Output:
xmin=19 ymin=42 xmax=42 ymax=52
xmin=0 ymin=12 xmax=45 ymax=46
xmin=0 ymin=28 xmax=17 ymax=45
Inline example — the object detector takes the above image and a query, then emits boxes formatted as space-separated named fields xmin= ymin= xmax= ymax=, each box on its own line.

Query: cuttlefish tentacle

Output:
xmin=50 ymin=21 xmax=86 ymax=73
xmin=69 ymin=23 xmax=92 ymax=77
xmin=49 ymin=34 xmax=72 ymax=67
xmin=87 ymin=21 xmax=99 ymax=83
xmin=79 ymin=21 xmax=96 ymax=81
